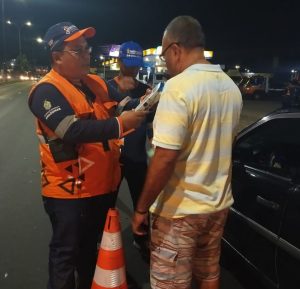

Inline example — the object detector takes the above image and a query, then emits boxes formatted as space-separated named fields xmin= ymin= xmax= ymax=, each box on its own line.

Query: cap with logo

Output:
xmin=119 ymin=41 xmax=144 ymax=67
xmin=43 ymin=22 xmax=96 ymax=51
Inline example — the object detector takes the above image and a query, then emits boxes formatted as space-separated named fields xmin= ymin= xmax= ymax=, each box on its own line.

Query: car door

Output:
xmin=276 ymin=152 xmax=300 ymax=289
xmin=225 ymin=116 xmax=300 ymax=288
xmin=276 ymin=184 xmax=300 ymax=289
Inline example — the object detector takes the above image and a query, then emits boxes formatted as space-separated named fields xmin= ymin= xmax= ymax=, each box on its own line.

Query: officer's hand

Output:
xmin=120 ymin=110 xmax=148 ymax=131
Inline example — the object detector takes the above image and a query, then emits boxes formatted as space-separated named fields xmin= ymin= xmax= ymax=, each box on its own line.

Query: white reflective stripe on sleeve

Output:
xmin=93 ymin=266 xmax=126 ymax=288
xmin=37 ymin=134 xmax=47 ymax=144
xmin=100 ymin=232 xmax=122 ymax=251
xmin=54 ymin=115 xmax=78 ymax=139
xmin=116 ymin=96 xmax=131 ymax=115
xmin=115 ymin=117 xmax=121 ymax=138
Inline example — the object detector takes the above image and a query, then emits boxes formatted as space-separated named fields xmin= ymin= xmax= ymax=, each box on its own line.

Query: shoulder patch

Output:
xmin=43 ymin=100 xmax=52 ymax=110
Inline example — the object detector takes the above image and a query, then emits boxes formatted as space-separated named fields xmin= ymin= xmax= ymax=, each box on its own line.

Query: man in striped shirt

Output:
xmin=132 ymin=16 xmax=242 ymax=289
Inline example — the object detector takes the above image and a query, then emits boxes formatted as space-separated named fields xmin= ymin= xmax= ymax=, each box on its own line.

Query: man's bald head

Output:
xmin=164 ymin=16 xmax=205 ymax=49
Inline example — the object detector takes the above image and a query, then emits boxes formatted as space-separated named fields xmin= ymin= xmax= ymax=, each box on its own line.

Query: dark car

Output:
xmin=222 ymin=107 xmax=300 ymax=289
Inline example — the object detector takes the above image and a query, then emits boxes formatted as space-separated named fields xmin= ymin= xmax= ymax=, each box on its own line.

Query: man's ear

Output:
xmin=52 ymin=51 xmax=63 ymax=64
xmin=173 ymin=43 xmax=182 ymax=60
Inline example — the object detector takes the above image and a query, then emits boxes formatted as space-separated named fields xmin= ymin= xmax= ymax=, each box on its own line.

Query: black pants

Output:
xmin=122 ymin=162 xmax=148 ymax=209
xmin=43 ymin=193 xmax=115 ymax=289
xmin=114 ymin=162 xmax=148 ymax=245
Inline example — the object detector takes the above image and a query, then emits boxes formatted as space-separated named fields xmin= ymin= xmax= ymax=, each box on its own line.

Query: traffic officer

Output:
xmin=28 ymin=22 xmax=147 ymax=289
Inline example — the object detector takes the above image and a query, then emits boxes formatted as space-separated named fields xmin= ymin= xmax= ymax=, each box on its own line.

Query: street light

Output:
xmin=1 ymin=0 xmax=6 ymax=77
xmin=36 ymin=37 xmax=43 ymax=44
xmin=6 ymin=20 xmax=32 ymax=57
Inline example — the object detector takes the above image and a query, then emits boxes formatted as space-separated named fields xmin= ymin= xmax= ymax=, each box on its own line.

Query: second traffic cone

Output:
xmin=91 ymin=208 xmax=127 ymax=289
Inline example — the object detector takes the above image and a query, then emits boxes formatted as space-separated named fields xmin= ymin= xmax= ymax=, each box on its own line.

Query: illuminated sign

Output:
xmin=144 ymin=46 xmax=213 ymax=59
xmin=143 ymin=48 xmax=156 ymax=56
xmin=156 ymin=46 xmax=162 ymax=55
xmin=109 ymin=45 xmax=120 ymax=57
xmin=204 ymin=51 xmax=213 ymax=59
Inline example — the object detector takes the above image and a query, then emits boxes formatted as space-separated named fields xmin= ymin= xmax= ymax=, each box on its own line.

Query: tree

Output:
xmin=15 ymin=54 xmax=31 ymax=73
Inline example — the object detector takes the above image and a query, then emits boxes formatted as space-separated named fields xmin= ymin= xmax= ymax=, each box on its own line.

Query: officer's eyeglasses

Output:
xmin=159 ymin=42 xmax=180 ymax=62
xmin=61 ymin=46 xmax=92 ymax=56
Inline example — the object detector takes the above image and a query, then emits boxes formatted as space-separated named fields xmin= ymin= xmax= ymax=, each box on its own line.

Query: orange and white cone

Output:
xmin=91 ymin=208 xmax=127 ymax=289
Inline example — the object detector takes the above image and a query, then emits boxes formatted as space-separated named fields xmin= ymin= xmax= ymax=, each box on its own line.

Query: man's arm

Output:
xmin=29 ymin=83 xmax=146 ymax=144
xmin=132 ymin=146 xmax=180 ymax=235
xmin=29 ymin=83 xmax=121 ymax=143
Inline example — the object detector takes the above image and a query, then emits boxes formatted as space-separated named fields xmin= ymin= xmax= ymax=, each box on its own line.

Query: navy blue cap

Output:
xmin=119 ymin=41 xmax=144 ymax=67
xmin=43 ymin=22 xmax=96 ymax=51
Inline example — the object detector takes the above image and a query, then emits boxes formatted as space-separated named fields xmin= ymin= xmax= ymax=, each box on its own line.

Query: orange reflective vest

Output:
xmin=29 ymin=69 xmax=121 ymax=199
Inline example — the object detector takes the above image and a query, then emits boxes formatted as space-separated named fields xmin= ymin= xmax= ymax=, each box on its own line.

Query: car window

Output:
xmin=234 ymin=118 xmax=300 ymax=178
xmin=249 ymin=76 xmax=265 ymax=86
xmin=238 ymin=77 xmax=249 ymax=87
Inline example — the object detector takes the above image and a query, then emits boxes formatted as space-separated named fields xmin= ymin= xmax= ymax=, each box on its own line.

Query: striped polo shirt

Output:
xmin=150 ymin=64 xmax=242 ymax=218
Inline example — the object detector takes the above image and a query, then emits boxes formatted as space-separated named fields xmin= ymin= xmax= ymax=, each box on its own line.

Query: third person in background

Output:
xmin=132 ymin=15 xmax=243 ymax=289
xmin=109 ymin=41 xmax=154 ymax=260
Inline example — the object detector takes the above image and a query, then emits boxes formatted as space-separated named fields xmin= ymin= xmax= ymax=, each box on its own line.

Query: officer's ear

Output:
xmin=52 ymin=51 xmax=63 ymax=65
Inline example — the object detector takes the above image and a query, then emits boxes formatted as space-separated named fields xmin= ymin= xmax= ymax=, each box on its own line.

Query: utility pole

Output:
xmin=100 ymin=55 xmax=106 ymax=79
xmin=6 ymin=20 xmax=32 ymax=57
xmin=1 ymin=0 xmax=6 ymax=77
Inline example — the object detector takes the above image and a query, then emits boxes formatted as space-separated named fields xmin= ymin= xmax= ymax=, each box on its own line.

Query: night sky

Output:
xmin=1 ymin=0 xmax=300 ymax=73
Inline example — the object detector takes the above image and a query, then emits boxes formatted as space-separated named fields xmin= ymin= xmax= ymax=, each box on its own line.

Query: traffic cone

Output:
xmin=91 ymin=208 xmax=127 ymax=289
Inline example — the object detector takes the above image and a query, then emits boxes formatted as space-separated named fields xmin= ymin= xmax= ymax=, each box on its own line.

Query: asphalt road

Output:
xmin=0 ymin=81 xmax=282 ymax=289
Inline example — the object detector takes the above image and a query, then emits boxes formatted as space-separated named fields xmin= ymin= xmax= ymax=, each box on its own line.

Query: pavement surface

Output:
xmin=0 ymin=81 xmax=282 ymax=289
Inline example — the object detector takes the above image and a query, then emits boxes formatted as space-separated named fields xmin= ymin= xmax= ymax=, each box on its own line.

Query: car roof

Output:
xmin=238 ymin=106 xmax=300 ymax=138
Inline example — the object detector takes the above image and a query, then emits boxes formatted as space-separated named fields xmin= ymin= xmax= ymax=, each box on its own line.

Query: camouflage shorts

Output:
xmin=150 ymin=209 xmax=229 ymax=289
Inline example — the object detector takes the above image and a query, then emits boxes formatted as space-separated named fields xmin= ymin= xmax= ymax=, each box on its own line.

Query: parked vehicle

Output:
xmin=230 ymin=75 xmax=244 ymax=86
xmin=239 ymin=74 xmax=285 ymax=100
xmin=227 ymin=69 xmax=245 ymax=87
xmin=222 ymin=106 xmax=300 ymax=289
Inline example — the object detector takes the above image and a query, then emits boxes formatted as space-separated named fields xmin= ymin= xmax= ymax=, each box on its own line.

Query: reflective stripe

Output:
xmin=100 ymin=232 xmax=122 ymax=251
xmin=98 ymin=248 xmax=125 ymax=270
xmin=37 ymin=134 xmax=47 ymax=144
xmin=37 ymin=134 xmax=59 ymax=144
xmin=116 ymin=96 xmax=131 ymax=115
xmin=93 ymin=266 xmax=126 ymax=288
xmin=116 ymin=117 xmax=123 ymax=139
xmin=54 ymin=115 xmax=78 ymax=138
